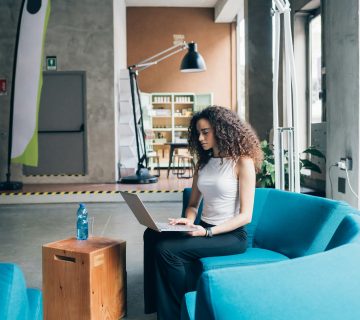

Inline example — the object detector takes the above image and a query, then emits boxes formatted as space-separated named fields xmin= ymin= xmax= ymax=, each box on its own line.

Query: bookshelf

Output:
xmin=144 ymin=92 xmax=213 ymax=167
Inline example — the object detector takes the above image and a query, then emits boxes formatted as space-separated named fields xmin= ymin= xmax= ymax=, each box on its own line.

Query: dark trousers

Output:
xmin=143 ymin=221 xmax=247 ymax=320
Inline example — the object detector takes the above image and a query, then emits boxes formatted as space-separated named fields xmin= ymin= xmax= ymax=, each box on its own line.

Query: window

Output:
xmin=309 ymin=14 xmax=322 ymax=123
xmin=236 ymin=15 xmax=246 ymax=120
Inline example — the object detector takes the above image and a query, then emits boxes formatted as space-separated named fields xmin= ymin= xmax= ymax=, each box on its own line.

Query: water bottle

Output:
xmin=76 ymin=203 xmax=88 ymax=240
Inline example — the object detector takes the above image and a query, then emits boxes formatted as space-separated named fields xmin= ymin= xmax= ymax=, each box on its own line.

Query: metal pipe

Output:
xmin=273 ymin=9 xmax=281 ymax=190
xmin=284 ymin=9 xmax=301 ymax=192
xmin=288 ymin=128 xmax=294 ymax=192
xmin=278 ymin=128 xmax=285 ymax=190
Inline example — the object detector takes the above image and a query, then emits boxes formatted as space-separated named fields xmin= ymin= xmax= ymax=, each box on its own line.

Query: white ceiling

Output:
xmin=125 ymin=0 xmax=218 ymax=8
xmin=125 ymin=0 xmax=242 ymax=22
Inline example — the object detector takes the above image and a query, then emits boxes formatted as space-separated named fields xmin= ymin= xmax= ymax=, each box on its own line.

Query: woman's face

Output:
xmin=196 ymin=118 xmax=217 ymax=151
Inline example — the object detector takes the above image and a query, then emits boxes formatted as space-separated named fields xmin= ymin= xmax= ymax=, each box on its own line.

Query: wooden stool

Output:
xmin=176 ymin=154 xmax=194 ymax=179
xmin=42 ymin=237 xmax=126 ymax=320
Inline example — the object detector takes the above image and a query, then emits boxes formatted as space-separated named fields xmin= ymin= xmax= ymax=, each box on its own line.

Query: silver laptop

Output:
xmin=120 ymin=191 xmax=198 ymax=232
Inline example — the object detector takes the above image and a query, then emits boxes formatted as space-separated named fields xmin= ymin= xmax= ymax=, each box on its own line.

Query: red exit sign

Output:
xmin=0 ymin=79 xmax=6 ymax=95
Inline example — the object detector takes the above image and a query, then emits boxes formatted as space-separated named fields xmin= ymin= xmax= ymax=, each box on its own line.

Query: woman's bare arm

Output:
xmin=169 ymin=170 xmax=202 ymax=225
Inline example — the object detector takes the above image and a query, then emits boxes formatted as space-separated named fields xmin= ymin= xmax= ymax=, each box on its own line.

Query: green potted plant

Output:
xmin=256 ymin=140 xmax=326 ymax=188
xmin=257 ymin=140 xmax=275 ymax=188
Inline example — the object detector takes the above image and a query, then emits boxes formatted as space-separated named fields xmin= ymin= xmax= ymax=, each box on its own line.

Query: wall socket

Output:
xmin=338 ymin=177 xmax=346 ymax=193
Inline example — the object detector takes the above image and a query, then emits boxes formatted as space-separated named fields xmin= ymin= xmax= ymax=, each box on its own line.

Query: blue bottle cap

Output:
xmin=79 ymin=203 xmax=85 ymax=208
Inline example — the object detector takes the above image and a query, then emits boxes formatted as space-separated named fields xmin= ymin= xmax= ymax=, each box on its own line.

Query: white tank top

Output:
xmin=197 ymin=157 xmax=240 ymax=225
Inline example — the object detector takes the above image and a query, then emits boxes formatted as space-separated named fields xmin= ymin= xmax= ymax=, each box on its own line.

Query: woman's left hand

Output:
xmin=188 ymin=226 xmax=207 ymax=237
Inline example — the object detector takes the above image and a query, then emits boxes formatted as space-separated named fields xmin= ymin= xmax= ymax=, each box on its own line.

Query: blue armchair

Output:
xmin=181 ymin=187 xmax=360 ymax=319
xmin=0 ymin=263 xmax=43 ymax=320
xmin=182 ymin=188 xmax=360 ymax=268
xmin=182 ymin=243 xmax=360 ymax=320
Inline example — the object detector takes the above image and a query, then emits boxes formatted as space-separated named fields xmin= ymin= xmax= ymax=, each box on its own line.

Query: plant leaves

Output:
xmin=270 ymin=171 xmax=275 ymax=183
xmin=258 ymin=140 xmax=324 ymax=187
xmin=302 ymin=147 xmax=326 ymax=159
xmin=300 ymin=159 xmax=322 ymax=173
xmin=260 ymin=140 xmax=268 ymax=148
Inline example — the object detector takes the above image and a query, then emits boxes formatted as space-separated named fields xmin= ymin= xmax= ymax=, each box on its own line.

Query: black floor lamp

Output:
xmin=119 ymin=41 xmax=206 ymax=184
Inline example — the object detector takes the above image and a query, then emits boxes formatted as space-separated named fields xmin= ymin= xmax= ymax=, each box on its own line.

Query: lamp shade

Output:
xmin=180 ymin=42 xmax=206 ymax=72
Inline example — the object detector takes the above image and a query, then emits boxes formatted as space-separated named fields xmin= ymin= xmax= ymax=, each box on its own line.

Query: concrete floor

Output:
xmin=0 ymin=201 xmax=183 ymax=320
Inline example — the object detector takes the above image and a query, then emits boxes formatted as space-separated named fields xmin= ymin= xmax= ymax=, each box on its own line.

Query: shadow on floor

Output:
xmin=0 ymin=201 xmax=182 ymax=319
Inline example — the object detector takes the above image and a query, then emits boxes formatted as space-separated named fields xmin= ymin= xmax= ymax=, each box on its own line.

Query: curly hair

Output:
xmin=188 ymin=106 xmax=263 ymax=172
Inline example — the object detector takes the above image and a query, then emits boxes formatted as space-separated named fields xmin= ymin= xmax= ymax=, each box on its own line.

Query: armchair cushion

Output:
xmin=201 ymin=247 xmax=288 ymax=271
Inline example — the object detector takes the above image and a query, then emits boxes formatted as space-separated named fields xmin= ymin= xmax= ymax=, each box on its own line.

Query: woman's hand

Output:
xmin=168 ymin=217 xmax=193 ymax=225
xmin=168 ymin=218 xmax=207 ymax=236
xmin=168 ymin=218 xmax=209 ymax=236
xmin=188 ymin=226 xmax=207 ymax=237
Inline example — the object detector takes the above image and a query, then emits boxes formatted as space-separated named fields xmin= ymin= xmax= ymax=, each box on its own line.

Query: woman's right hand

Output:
xmin=168 ymin=217 xmax=193 ymax=225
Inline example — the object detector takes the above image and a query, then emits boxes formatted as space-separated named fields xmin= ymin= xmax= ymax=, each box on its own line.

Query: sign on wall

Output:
xmin=0 ymin=79 xmax=7 ymax=95
xmin=46 ymin=56 xmax=57 ymax=71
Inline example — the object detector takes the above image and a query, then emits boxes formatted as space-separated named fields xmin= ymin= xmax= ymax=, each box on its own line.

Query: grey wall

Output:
xmin=324 ymin=0 xmax=360 ymax=207
xmin=0 ymin=0 xmax=116 ymax=184
xmin=0 ymin=1 xmax=21 ymax=181
xmin=245 ymin=0 xmax=273 ymax=141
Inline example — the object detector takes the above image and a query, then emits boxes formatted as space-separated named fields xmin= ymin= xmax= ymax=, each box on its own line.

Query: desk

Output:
xmin=43 ymin=237 xmax=126 ymax=320
xmin=166 ymin=142 xmax=189 ymax=178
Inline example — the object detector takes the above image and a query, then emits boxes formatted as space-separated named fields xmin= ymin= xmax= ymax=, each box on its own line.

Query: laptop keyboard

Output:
xmin=156 ymin=222 xmax=198 ymax=231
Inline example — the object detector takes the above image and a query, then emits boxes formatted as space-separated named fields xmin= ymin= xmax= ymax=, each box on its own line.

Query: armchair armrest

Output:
xmin=195 ymin=244 xmax=360 ymax=320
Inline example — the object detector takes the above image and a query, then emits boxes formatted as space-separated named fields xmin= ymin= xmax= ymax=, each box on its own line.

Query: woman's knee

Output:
xmin=155 ymin=240 xmax=184 ymax=266
xmin=154 ymin=239 xmax=167 ymax=256
xmin=143 ymin=227 xmax=158 ymax=241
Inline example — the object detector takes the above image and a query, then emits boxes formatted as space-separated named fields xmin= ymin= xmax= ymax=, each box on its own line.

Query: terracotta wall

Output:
xmin=127 ymin=7 xmax=236 ymax=109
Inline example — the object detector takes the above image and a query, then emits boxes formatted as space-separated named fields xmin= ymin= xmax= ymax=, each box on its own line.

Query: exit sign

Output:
xmin=0 ymin=78 xmax=6 ymax=95
xmin=46 ymin=56 xmax=57 ymax=71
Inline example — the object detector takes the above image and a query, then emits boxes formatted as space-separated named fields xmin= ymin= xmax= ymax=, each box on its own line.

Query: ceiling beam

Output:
xmin=214 ymin=0 xmax=243 ymax=23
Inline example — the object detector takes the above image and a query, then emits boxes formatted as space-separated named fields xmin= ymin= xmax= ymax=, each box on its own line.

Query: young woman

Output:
xmin=143 ymin=106 xmax=263 ymax=319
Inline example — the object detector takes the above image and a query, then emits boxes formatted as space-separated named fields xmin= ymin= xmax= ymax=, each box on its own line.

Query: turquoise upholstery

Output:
xmin=185 ymin=244 xmax=360 ymax=320
xmin=181 ymin=291 xmax=196 ymax=320
xmin=0 ymin=263 xmax=43 ymax=320
xmin=326 ymin=213 xmax=360 ymax=249
xmin=182 ymin=188 xmax=360 ymax=270
xmin=181 ymin=188 xmax=360 ymax=319
xmin=252 ymin=189 xmax=351 ymax=257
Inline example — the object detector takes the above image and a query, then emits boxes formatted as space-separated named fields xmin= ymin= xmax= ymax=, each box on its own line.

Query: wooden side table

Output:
xmin=42 ymin=237 xmax=126 ymax=320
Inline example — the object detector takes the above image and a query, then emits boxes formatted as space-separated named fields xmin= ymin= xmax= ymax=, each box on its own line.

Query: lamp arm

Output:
xmin=131 ymin=41 xmax=188 ymax=72
xmin=135 ymin=47 xmax=187 ymax=72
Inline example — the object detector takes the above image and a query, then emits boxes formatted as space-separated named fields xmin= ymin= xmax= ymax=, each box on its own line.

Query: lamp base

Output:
xmin=119 ymin=168 xmax=158 ymax=184
xmin=0 ymin=181 xmax=23 ymax=191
